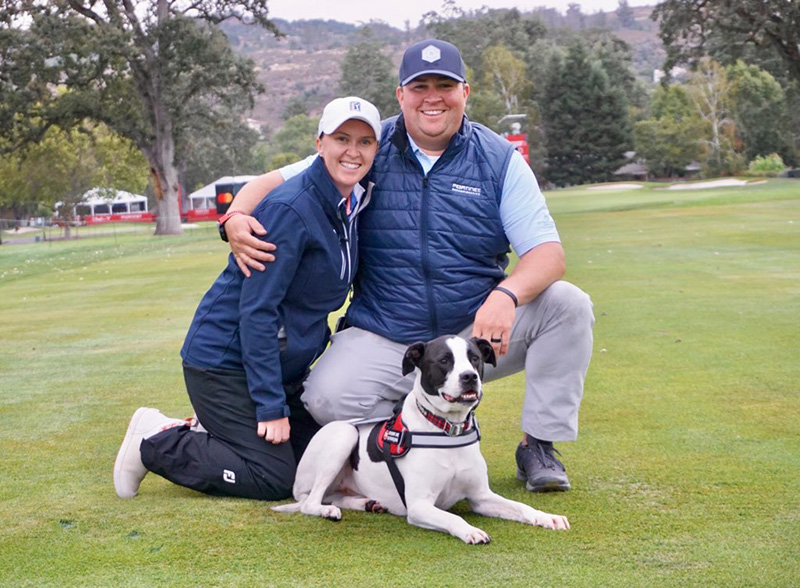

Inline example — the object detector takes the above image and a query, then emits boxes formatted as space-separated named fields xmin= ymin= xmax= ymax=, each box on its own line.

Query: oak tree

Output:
xmin=653 ymin=0 xmax=800 ymax=84
xmin=0 ymin=1 xmax=279 ymax=235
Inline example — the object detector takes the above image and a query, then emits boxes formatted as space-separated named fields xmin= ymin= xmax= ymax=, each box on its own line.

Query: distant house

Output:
xmin=614 ymin=151 xmax=649 ymax=181
xmin=614 ymin=151 xmax=701 ymax=180
xmin=653 ymin=66 xmax=690 ymax=84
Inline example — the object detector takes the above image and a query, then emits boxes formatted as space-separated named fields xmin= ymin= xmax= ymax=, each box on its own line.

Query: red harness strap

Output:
xmin=375 ymin=414 xmax=411 ymax=458
xmin=369 ymin=409 xmax=481 ymax=508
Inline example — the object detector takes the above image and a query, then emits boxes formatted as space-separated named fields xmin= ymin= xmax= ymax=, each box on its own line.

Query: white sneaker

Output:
xmin=113 ymin=407 xmax=186 ymax=498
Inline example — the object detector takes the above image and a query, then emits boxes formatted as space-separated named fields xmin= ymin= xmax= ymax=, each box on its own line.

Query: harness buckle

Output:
xmin=446 ymin=421 xmax=464 ymax=437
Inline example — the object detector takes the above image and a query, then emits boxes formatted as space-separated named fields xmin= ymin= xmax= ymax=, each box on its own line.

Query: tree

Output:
xmin=178 ymin=115 xmax=261 ymax=195
xmin=481 ymin=45 xmax=530 ymax=114
xmin=282 ymin=96 xmax=309 ymax=119
xmin=0 ymin=124 xmax=148 ymax=237
xmin=592 ymin=36 xmax=647 ymax=109
xmin=633 ymin=85 xmax=702 ymax=177
xmin=0 ymin=1 xmax=279 ymax=235
xmin=565 ymin=4 xmax=585 ymax=30
xmin=541 ymin=40 xmax=631 ymax=186
xmin=264 ymin=114 xmax=320 ymax=170
xmin=616 ymin=0 xmax=636 ymax=29
xmin=465 ymin=88 xmax=506 ymax=131
xmin=653 ymin=0 xmax=800 ymax=85
xmin=634 ymin=118 xmax=700 ymax=177
xmin=726 ymin=60 xmax=793 ymax=164
xmin=339 ymin=29 xmax=398 ymax=119
xmin=651 ymin=81 xmax=695 ymax=119
xmin=687 ymin=58 xmax=743 ymax=175
xmin=588 ymin=11 xmax=608 ymax=30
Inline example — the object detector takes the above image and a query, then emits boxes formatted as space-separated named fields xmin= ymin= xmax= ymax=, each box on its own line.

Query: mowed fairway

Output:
xmin=1 ymin=180 xmax=798 ymax=587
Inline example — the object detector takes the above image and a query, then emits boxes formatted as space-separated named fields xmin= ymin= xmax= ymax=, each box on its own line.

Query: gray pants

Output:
xmin=302 ymin=281 xmax=594 ymax=442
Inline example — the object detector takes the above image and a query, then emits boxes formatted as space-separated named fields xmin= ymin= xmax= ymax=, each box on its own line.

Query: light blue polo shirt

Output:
xmin=280 ymin=139 xmax=559 ymax=257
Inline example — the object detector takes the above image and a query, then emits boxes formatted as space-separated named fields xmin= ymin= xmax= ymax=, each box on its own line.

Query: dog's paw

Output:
xmin=320 ymin=505 xmax=342 ymax=521
xmin=534 ymin=512 xmax=570 ymax=531
xmin=459 ymin=526 xmax=491 ymax=545
xmin=300 ymin=503 xmax=342 ymax=521
xmin=365 ymin=499 xmax=388 ymax=514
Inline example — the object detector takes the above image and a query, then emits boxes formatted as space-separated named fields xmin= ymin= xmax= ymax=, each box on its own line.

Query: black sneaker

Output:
xmin=515 ymin=439 xmax=571 ymax=492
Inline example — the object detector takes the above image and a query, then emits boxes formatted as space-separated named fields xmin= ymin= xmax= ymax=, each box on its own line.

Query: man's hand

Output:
xmin=226 ymin=214 xmax=276 ymax=277
xmin=258 ymin=417 xmax=290 ymax=444
xmin=472 ymin=290 xmax=516 ymax=357
xmin=471 ymin=242 xmax=566 ymax=356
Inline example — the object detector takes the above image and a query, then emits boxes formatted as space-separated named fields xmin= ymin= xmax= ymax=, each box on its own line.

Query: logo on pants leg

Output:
xmin=223 ymin=469 xmax=236 ymax=484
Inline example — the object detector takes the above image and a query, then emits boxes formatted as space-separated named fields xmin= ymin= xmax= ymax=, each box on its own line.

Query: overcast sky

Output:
xmin=266 ymin=0 xmax=656 ymax=29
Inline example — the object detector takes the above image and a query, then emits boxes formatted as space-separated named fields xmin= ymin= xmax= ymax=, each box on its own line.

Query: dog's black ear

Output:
xmin=471 ymin=337 xmax=497 ymax=367
xmin=402 ymin=341 xmax=426 ymax=376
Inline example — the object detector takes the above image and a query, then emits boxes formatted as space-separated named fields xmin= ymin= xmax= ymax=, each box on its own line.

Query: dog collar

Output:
xmin=416 ymin=400 xmax=474 ymax=437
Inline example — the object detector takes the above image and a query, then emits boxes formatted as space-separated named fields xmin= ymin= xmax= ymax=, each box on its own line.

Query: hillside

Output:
xmin=221 ymin=6 xmax=663 ymax=131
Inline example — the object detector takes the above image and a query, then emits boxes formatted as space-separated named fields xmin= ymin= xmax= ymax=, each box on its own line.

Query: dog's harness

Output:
xmin=366 ymin=402 xmax=481 ymax=508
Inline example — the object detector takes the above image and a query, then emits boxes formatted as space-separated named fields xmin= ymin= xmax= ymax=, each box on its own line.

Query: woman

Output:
xmin=114 ymin=97 xmax=381 ymax=500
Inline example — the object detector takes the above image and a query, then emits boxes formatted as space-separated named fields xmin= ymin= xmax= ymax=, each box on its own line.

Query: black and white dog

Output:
xmin=273 ymin=335 xmax=569 ymax=544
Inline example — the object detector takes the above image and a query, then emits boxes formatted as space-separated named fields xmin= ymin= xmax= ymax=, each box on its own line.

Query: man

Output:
xmin=221 ymin=39 xmax=594 ymax=492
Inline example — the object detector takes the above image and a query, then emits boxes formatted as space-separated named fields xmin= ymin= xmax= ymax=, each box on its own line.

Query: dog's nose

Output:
xmin=460 ymin=372 xmax=478 ymax=387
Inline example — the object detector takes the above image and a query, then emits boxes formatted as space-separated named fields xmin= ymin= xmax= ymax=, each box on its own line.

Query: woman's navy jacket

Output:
xmin=181 ymin=157 xmax=367 ymax=422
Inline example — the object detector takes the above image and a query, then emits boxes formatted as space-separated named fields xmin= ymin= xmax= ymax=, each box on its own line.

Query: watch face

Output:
xmin=218 ymin=221 xmax=228 ymax=242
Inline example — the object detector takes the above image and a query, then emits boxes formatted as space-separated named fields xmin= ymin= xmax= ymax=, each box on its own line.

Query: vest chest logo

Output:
xmin=451 ymin=182 xmax=481 ymax=196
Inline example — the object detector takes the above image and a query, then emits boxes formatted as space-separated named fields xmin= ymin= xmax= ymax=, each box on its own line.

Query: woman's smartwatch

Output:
xmin=217 ymin=210 xmax=245 ymax=242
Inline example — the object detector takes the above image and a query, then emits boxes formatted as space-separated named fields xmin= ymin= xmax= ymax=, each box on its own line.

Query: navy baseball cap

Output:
xmin=398 ymin=39 xmax=467 ymax=86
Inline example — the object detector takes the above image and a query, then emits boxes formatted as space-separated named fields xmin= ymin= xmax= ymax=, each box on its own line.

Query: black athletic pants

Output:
xmin=140 ymin=363 xmax=320 ymax=500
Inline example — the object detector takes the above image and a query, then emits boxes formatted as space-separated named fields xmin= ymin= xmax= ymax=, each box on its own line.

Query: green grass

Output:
xmin=1 ymin=179 xmax=798 ymax=587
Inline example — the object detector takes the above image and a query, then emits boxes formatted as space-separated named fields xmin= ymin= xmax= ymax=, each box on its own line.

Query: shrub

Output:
xmin=747 ymin=153 xmax=785 ymax=176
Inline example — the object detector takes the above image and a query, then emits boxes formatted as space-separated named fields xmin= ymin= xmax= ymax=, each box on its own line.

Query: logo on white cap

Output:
xmin=349 ymin=101 xmax=361 ymax=111
xmin=421 ymin=45 xmax=441 ymax=63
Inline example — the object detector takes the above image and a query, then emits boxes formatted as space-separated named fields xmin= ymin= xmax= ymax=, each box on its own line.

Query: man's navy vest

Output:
xmin=345 ymin=115 xmax=516 ymax=343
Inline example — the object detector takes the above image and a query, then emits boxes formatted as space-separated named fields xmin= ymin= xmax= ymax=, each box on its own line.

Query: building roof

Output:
xmin=188 ymin=176 xmax=258 ymax=200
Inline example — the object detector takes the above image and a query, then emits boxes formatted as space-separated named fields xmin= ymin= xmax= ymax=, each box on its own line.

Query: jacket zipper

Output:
xmin=342 ymin=218 xmax=351 ymax=283
xmin=420 ymin=175 xmax=438 ymax=336
xmin=337 ymin=202 xmax=352 ymax=283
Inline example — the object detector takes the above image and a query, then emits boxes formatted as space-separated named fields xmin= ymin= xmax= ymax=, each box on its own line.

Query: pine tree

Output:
xmin=616 ymin=0 xmax=636 ymax=29
xmin=542 ymin=41 xmax=631 ymax=186
xmin=339 ymin=30 xmax=398 ymax=119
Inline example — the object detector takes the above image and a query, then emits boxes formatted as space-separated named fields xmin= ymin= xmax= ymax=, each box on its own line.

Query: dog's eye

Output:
xmin=439 ymin=356 xmax=451 ymax=365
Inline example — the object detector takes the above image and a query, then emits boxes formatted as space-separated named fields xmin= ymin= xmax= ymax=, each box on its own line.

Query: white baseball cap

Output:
xmin=317 ymin=97 xmax=382 ymax=142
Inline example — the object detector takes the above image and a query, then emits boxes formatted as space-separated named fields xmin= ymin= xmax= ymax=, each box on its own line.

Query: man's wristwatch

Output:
xmin=218 ymin=210 xmax=244 ymax=242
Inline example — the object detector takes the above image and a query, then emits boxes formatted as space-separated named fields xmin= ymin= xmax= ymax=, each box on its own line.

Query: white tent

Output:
xmin=187 ymin=176 xmax=257 ymax=210
xmin=57 ymin=188 xmax=149 ymax=216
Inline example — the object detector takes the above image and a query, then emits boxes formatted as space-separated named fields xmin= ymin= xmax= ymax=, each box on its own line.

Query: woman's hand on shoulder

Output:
xmin=258 ymin=417 xmax=290 ymax=444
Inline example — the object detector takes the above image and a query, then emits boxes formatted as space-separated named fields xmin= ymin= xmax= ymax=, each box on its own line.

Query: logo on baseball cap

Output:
xmin=317 ymin=97 xmax=382 ymax=141
xmin=398 ymin=39 xmax=467 ymax=86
